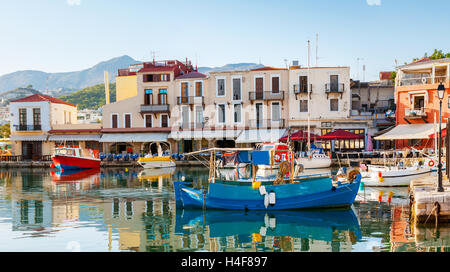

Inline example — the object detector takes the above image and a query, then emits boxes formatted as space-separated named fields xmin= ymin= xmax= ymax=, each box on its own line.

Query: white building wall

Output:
xmin=9 ymin=101 xmax=51 ymax=132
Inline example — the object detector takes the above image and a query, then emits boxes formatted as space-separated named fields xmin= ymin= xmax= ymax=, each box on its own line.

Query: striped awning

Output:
xmin=169 ymin=130 xmax=242 ymax=140
xmin=48 ymin=134 xmax=101 ymax=142
xmin=10 ymin=134 xmax=48 ymax=141
xmin=236 ymin=129 xmax=287 ymax=144
xmin=100 ymin=133 xmax=169 ymax=143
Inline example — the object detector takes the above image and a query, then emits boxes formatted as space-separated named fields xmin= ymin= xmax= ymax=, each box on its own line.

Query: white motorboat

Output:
xmin=360 ymin=163 xmax=432 ymax=187
xmin=137 ymin=142 xmax=176 ymax=169
xmin=296 ymin=149 xmax=332 ymax=169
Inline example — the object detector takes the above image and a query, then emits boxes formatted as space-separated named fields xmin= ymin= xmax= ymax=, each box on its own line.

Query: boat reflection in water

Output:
xmin=175 ymin=208 xmax=362 ymax=251
xmin=138 ymin=167 xmax=176 ymax=182
xmin=51 ymin=168 xmax=101 ymax=183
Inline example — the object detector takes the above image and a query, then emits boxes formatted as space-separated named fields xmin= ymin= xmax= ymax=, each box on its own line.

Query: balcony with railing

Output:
xmin=325 ymin=83 xmax=345 ymax=99
xmin=404 ymin=108 xmax=427 ymax=119
xmin=179 ymin=122 xmax=206 ymax=130
xmin=249 ymin=91 xmax=285 ymax=101
xmin=398 ymin=75 xmax=447 ymax=87
xmin=14 ymin=124 xmax=42 ymax=131
xmin=176 ymin=96 xmax=204 ymax=105
xmin=140 ymin=104 xmax=170 ymax=113
xmin=293 ymin=84 xmax=312 ymax=94
xmin=248 ymin=119 xmax=285 ymax=129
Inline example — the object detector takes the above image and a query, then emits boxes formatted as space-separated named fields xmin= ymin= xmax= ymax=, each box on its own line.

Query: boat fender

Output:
xmin=264 ymin=194 xmax=269 ymax=208
xmin=259 ymin=185 xmax=267 ymax=196
xmin=269 ymin=217 xmax=276 ymax=229
xmin=260 ymin=226 xmax=267 ymax=236
xmin=331 ymin=186 xmax=337 ymax=191
xmin=269 ymin=191 xmax=276 ymax=206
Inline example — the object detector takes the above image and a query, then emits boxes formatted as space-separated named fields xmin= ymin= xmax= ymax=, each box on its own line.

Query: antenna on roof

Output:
xmin=151 ymin=50 xmax=158 ymax=64
xmin=315 ymin=33 xmax=319 ymax=67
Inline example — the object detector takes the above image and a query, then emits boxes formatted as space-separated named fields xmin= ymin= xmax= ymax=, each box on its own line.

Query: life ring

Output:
xmin=421 ymin=77 xmax=427 ymax=84
xmin=274 ymin=154 xmax=282 ymax=162
xmin=429 ymin=160 xmax=435 ymax=167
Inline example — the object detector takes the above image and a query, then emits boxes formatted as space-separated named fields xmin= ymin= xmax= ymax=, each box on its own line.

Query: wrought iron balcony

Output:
xmin=405 ymin=108 xmax=427 ymax=119
xmin=177 ymin=96 xmax=204 ymax=105
xmin=325 ymin=83 xmax=345 ymax=93
xmin=293 ymin=84 xmax=312 ymax=94
xmin=140 ymin=104 xmax=170 ymax=113
xmin=249 ymin=91 xmax=285 ymax=101
xmin=14 ymin=125 xmax=42 ymax=131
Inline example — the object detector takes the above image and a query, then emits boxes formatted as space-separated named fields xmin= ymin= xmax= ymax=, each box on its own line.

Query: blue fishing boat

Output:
xmin=175 ymin=148 xmax=361 ymax=211
xmin=175 ymin=209 xmax=362 ymax=243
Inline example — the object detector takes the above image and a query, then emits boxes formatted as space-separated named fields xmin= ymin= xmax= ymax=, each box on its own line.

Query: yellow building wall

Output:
xmin=116 ymin=75 xmax=138 ymax=101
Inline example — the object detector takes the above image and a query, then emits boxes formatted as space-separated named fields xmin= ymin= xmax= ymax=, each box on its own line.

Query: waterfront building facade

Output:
xmin=101 ymin=60 xmax=196 ymax=154
xmin=9 ymin=94 xmax=77 ymax=160
xmin=350 ymin=73 xmax=396 ymax=150
xmin=287 ymin=65 xmax=367 ymax=152
xmin=385 ymin=58 xmax=450 ymax=150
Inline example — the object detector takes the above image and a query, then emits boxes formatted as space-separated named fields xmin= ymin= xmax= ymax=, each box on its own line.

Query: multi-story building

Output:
xmin=375 ymin=57 xmax=450 ymax=150
xmin=288 ymin=65 xmax=368 ymax=151
xmin=9 ymin=94 xmax=102 ymax=160
xmin=0 ymin=106 xmax=10 ymax=125
xmin=77 ymin=109 xmax=102 ymax=124
xmin=351 ymin=73 xmax=396 ymax=150
xmin=101 ymin=60 xmax=196 ymax=154
xmin=169 ymin=67 xmax=290 ymax=153
xmin=9 ymin=94 xmax=77 ymax=160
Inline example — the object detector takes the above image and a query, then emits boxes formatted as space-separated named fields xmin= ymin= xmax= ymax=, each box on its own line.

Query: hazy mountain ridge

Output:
xmin=198 ymin=63 xmax=264 ymax=73
xmin=0 ymin=55 xmax=141 ymax=94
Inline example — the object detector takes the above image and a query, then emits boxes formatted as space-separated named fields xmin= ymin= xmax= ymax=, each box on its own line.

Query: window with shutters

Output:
xmin=144 ymin=89 xmax=153 ymax=105
xmin=161 ymin=114 xmax=169 ymax=128
xmin=300 ymin=76 xmax=308 ymax=92
xmin=124 ymin=114 xmax=131 ymax=128
xmin=145 ymin=115 xmax=152 ymax=128
xmin=195 ymin=81 xmax=203 ymax=97
xmin=271 ymin=102 xmax=281 ymax=121
xmin=159 ymin=89 xmax=168 ymax=105
xmin=234 ymin=103 xmax=242 ymax=123
xmin=300 ymin=100 xmax=308 ymax=112
xmin=217 ymin=104 xmax=226 ymax=124
xmin=232 ymin=78 xmax=241 ymax=100
xmin=111 ymin=114 xmax=118 ymax=128
xmin=330 ymin=99 xmax=339 ymax=111
xmin=217 ymin=78 xmax=225 ymax=96
xmin=271 ymin=76 xmax=280 ymax=93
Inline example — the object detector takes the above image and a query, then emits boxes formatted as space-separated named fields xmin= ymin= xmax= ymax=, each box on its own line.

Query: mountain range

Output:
xmin=0 ymin=56 xmax=264 ymax=102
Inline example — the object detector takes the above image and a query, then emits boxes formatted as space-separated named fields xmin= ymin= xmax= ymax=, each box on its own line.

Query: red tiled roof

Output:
xmin=250 ymin=66 xmax=287 ymax=71
xmin=49 ymin=129 xmax=101 ymax=134
xmin=101 ymin=127 xmax=172 ymax=133
xmin=175 ymin=72 xmax=207 ymax=80
xmin=10 ymin=94 xmax=76 ymax=107
xmin=409 ymin=57 xmax=432 ymax=65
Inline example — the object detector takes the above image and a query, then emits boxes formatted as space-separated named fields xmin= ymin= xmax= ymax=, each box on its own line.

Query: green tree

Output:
xmin=58 ymin=83 xmax=116 ymax=110
xmin=0 ymin=123 xmax=10 ymax=139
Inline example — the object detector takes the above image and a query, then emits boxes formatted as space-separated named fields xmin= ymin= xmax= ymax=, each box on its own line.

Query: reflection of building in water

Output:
xmin=413 ymin=225 xmax=450 ymax=252
xmin=390 ymin=206 xmax=415 ymax=252
xmin=104 ymin=198 xmax=179 ymax=252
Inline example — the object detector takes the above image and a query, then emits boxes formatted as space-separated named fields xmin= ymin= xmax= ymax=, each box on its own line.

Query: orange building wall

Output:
xmin=395 ymin=82 xmax=450 ymax=149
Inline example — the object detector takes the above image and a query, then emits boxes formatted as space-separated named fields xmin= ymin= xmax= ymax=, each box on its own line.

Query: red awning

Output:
xmin=321 ymin=129 xmax=364 ymax=140
xmin=279 ymin=130 xmax=323 ymax=142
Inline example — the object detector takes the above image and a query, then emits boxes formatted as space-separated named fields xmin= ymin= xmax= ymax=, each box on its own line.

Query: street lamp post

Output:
xmin=437 ymin=83 xmax=446 ymax=192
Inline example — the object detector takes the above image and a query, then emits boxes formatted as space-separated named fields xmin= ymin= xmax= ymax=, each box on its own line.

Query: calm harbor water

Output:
xmin=0 ymin=167 xmax=448 ymax=252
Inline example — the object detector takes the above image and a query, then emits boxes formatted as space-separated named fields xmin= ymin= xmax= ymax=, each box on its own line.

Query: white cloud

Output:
xmin=366 ymin=0 xmax=381 ymax=6
xmin=67 ymin=0 xmax=81 ymax=6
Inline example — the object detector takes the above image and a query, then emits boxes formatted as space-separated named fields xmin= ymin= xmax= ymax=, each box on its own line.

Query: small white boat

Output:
xmin=296 ymin=149 xmax=332 ymax=169
xmin=137 ymin=142 xmax=176 ymax=169
xmin=361 ymin=164 xmax=432 ymax=187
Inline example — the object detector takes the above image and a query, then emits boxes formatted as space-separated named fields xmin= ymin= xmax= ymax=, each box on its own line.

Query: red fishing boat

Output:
xmin=51 ymin=146 xmax=101 ymax=170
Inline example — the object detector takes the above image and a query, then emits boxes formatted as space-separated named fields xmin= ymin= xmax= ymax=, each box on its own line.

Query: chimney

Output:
xmin=104 ymin=71 xmax=110 ymax=105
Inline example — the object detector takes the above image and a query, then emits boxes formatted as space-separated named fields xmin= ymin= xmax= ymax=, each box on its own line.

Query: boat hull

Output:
xmin=137 ymin=157 xmax=176 ymax=168
xmin=51 ymin=155 xmax=100 ymax=170
xmin=296 ymin=157 xmax=332 ymax=169
xmin=362 ymin=166 xmax=432 ymax=187
xmin=175 ymin=177 xmax=360 ymax=211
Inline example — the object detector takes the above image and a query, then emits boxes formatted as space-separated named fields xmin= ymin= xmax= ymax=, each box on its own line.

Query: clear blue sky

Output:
xmin=1 ymin=0 xmax=449 ymax=81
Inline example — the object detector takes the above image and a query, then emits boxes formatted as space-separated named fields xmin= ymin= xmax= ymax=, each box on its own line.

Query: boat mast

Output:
xmin=307 ymin=40 xmax=311 ymax=151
